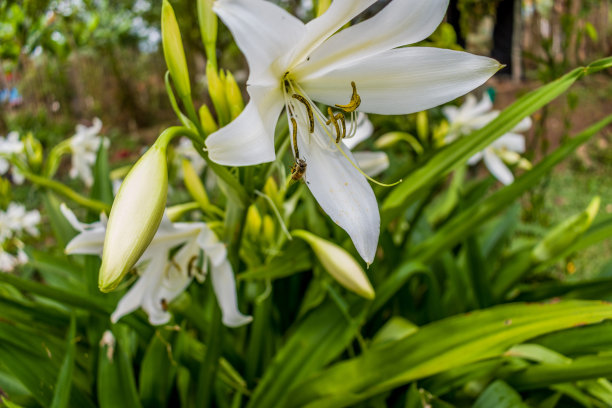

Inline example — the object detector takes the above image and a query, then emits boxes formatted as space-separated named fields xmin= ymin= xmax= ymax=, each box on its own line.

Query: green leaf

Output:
xmin=42 ymin=192 xmax=77 ymax=248
xmin=409 ymin=114 xmax=612 ymax=264
xmin=50 ymin=314 xmax=77 ymax=408
xmin=509 ymin=354 xmax=612 ymax=391
xmin=91 ymin=140 xmax=114 ymax=206
xmin=246 ymin=299 xmax=366 ymax=408
xmin=289 ymin=300 xmax=612 ymax=407
xmin=98 ymin=329 xmax=143 ymax=408
xmin=473 ymin=380 xmax=528 ymax=408
xmin=139 ymin=331 xmax=176 ymax=408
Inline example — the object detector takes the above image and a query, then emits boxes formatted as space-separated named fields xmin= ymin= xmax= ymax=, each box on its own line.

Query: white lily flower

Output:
xmin=0 ymin=131 xmax=26 ymax=185
xmin=69 ymin=118 xmax=109 ymax=187
xmin=61 ymin=204 xmax=251 ymax=327
xmin=443 ymin=94 xmax=532 ymax=185
xmin=206 ymin=0 xmax=500 ymax=263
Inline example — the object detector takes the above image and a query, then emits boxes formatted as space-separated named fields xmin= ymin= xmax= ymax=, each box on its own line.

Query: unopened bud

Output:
xmin=245 ymin=205 xmax=262 ymax=238
xmin=292 ymin=230 xmax=375 ymax=299
xmin=262 ymin=215 xmax=275 ymax=245
xmin=99 ymin=137 xmax=170 ymax=292
xmin=182 ymin=159 xmax=209 ymax=209
xmin=162 ymin=0 xmax=191 ymax=99
xmin=532 ymin=196 xmax=600 ymax=263
xmin=23 ymin=132 xmax=43 ymax=171
xmin=197 ymin=0 xmax=217 ymax=66
xmin=416 ymin=111 xmax=429 ymax=141
xmin=224 ymin=70 xmax=244 ymax=120
xmin=207 ymin=62 xmax=229 ymax=126
xmin=199 ymin=104 xmax=218 ymax=135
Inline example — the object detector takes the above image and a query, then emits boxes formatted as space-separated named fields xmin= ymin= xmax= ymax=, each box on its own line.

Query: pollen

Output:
xmin=334 ymin=81 xmax=361 ymax=113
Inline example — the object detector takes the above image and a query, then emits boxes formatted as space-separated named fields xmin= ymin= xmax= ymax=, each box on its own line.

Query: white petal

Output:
xmin=353 ymin=151 xmax=389 ymax=177
xmin=299 ymin=132 xmax=380 ymax=263
xmin=295 ymin=0 xmax=448 ymax=78
xmin=288 ymin=0 xmax=376 ymax=69
xmin=196 ymin=224 xmax=227 ymax=266
xmin=484 ymin=150 xmax=514 ymax=185
xmin=512 ymin=116 xmax=533 ymax=133
xmin=65 ymin=230 xmax=106 ymax=255
xmin=467 ymin=111 xmax=499 ymax=130
xmin=211 ymin=260 xmax=252 ymax=327
xmin=214 ymin=0 xmax=304 ymax=84
xmin=205 ymin=85 xmax=284 ymax=166
xmin=343 ymin=113 xmax=374 ymax=150
xmin=467 ymin=151 xmax=484 ymax=165
xmin=301 ymin=47 xmax=501 ymax=115
xmin=111 ymin=253 xmax=168 ymax=324
xmin=60 ymin=203 xmax=85 ymax=232
xmin=471 ymin=93 xmax=494 ymax=117
xmin=494 ymin=133 xmax=526 ymax=153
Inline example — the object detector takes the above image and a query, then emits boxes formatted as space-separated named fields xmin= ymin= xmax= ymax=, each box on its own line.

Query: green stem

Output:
xmin=21 ymin=170 xmax=110 ymax=214
xmin=196 ymin=295 xmax=223 ymax=408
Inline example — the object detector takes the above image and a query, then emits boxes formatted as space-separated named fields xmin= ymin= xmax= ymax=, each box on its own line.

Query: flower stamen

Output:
xmin=292 ymin=94 xmax=315 ymax=133
xmin=334 ymin=81 xmax=361 ymax=113
xmin=326 ymin=107 xmax=346 ymax=143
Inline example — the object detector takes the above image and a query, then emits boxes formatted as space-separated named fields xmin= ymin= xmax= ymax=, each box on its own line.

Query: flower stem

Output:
xmin=21 ymin=170 xmax=111 ymax=214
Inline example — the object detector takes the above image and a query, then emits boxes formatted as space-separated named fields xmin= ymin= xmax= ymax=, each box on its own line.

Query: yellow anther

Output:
xmin=290 ymin=117 xmax=299 ymax=159
xmin=326 ymin=107 xmax=346 ymax=144
xmin=334 ymin=81 xmax=361 ymax=113
xmin=292 ymin=94 xmax=315 ymax=133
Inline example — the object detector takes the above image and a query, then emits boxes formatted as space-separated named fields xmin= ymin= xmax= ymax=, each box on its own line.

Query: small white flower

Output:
xmin=443 ymin=94 xmax=532 ymax=185
xmin=0 ymin=203 xmax=41 ymax=242
xmin=62 ymin=204 xmax=251 ymax=327
xmin=0 ymin=249 xmax=19 ymax=272
xmin=69 ymin=118 xmax=109 ymax=187
xmin=206 ymin=0 xmax=500 ymax=263
xmin=0 ymin=131 xmax=26 ymax=185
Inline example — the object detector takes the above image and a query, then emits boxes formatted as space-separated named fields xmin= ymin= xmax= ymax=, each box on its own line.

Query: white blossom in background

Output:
xmin=0 ymin=203 xmax=41 ymax=272
xmin=0 ymin=131 xmax=26 ymax=184
xmin=443 ymin=93 xmax=532 ymax=185
xmin=206 ymin=0 xmax=500 ymax=264
xmin=61 ymin=204 xmax=251 ymax=327
xmin=69 ymin=118 xmax=109 ymax=187
xmin=175 ymin=137 xmax=206 ymax=175
xmin=343 ymin=113 xmax=389 ymax=178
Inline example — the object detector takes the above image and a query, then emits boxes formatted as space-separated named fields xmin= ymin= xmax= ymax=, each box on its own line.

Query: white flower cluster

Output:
xmin=69 ymin=118 xmax=109 ymax=187
xmin=443 ymin=94 xmax=532 ymax=185
xmin=0 ymin=203 xmax=41 ymax=272
xmin=0 ymin=131 xmax=26 ymax=184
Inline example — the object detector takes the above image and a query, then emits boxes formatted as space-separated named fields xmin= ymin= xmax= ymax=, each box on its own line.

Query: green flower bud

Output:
xmin=197 ymin=0 xmax=218 ymax=67
xmin=199 ymin=104 xmax=218 ymax=135
xmin=293 ymin=230 xmax=375 ymax=299
xmin=162 ymin=0 xmax=191 ymax=99
xmin=262 ymin=215 xmax=275 ymax=245
xmin=224 ymin=70 xmax=244 ymax=120
xmin=23 ymin=132 xmax=43 ymax=171
xmin=207 ymin=62 xmax=230 ymax=126
xmin=245 ymin=205 xmax=262 ymax=238
xmin=182 ymin=158 xmax=209 ymax=209
xmin=532 ymin=196 xmax=600 ymax=263
xmin=99 ymin=138 xmax=169 ymax=292
xmin=416 ymin=111 xmax=428 ymax=142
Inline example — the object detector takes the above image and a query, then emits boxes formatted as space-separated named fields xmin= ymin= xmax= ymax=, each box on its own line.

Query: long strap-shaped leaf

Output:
xmin=382 ymin=56 xmax=612 ymax=222
xmin=289 ymin=300 xmax=612 ymax=407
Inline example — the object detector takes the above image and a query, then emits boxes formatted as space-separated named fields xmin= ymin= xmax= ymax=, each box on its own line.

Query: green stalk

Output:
xmin=20 ymin=170 xmax=110 ymax=214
